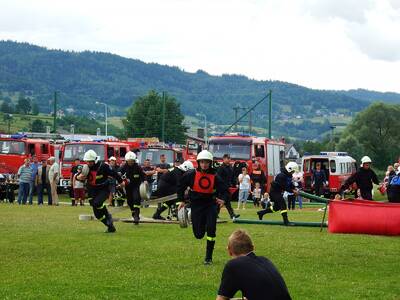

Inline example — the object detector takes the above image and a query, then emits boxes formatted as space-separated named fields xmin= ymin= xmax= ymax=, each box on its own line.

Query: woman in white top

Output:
xmin=237 ymin=167 xmax=251 ymax=210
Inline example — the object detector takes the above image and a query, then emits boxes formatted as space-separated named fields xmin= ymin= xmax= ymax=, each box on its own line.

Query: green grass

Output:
xmin=0 ymin=198 xmax=399 ymax=299
xmin=0 ymin=112 xmax=53 ymax=133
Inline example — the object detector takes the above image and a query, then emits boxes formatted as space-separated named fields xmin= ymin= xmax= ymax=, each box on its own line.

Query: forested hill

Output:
xmin=1 ymin=40 xmax=399 ymax=139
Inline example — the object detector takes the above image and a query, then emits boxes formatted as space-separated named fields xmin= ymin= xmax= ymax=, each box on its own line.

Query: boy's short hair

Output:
xmin=228 ymin=229 xmax=254 ymax=255
xmin=223 ymin=154 xmax=230 ymax=159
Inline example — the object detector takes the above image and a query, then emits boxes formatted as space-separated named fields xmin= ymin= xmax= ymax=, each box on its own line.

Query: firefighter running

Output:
xmin=177 ymin=150 xmax=229 ymax=265
xmin=118 ymin=151 xmax=146 ymax=225
xmin=78 ymin=150 xmax=123 ymax=233
xmin=256 ymin=162 xmax=299 ymax=226
xmin=152 ymin=160 xmax=195 ymax=220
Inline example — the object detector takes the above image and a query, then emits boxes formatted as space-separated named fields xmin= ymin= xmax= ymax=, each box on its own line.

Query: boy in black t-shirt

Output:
xmin=217 ymin=229 xmax=291 ymax=300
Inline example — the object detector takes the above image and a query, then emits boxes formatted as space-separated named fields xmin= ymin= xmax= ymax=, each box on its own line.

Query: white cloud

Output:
xmin=0 ymin=0 xmax=399 ymax=93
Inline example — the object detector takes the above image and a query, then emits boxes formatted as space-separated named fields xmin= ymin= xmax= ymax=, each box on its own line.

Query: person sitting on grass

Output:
xmin=216 ymin=229 xmax=291 ymax=300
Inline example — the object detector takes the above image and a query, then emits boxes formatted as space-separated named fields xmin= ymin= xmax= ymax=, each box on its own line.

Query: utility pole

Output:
xmin=248 ymin=110 xmax=252 ymax=135
xmin=268 ymin=90 xmax=272 ymax=139
xmin=233 ymin=106 xmax=240 ymax=131
xmin=53 ymin=91 xmax=57 ymax=133
xmin=162 ymin=91 xmax=166 ymax=143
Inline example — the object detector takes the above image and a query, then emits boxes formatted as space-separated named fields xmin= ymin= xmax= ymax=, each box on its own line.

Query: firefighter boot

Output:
xmin=257 ymin=207 xmax=273 ymax=220
xmin=71 ymin=200 xmax=76 ymax=206
xmin=204 ymin=240 xmax=215 ymax=265
xmin=227 ymin=205 xmax=240 ymax=219
xmin=281 ymin=212 xmax=294 ymax=226
xmin=152 ymin=206 xmax=167 ymax=220
xmin=104 ymin=213 xmax=116 ymax=233
xmin=133 ymin=208 xmax=140 ymax=225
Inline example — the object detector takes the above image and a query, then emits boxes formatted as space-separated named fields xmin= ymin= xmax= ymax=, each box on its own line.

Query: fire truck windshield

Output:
xmin=209 ymin=141 xmax=251 ymax=160
xmin=137 ymin=149 xmax=174 ymax=165
xmin=63 ymin=144 xmax=105 ymax=161
xmin=0 ymin=140 xmax=25 ymax=155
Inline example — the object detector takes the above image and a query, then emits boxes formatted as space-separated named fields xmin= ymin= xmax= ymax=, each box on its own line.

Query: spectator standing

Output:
xmin=72 ymin=165 xmax=86 ymax=206
xmin=28 ymin=156 xmax=39 ymax=205
xmin=216 ymin=229 xmax=291 ymax=300
xmin=36 ymin=159 xmax=52 ymax=205
xmin=238 ymin=167 xmax=251 ymax=210
xmin=156 ymin=154 xmax=170 ymax=183
xmin=142 ymin=159 xmax=156 ymax=183
xmin=17 ymin=159 xmax=32 ymax=205
xmin=252 ymin=182 xmax=262 ymax=207
xmin=69 ymin=158 xmax=81 ymax=206
xmin=48 ymin=157 xmax=59 ymax=205
xmin=385 ymin=165 xmax=396 ymax=202
xmin=216 ymin=154 xmax=240 ymax=219
xmin=250 ymin=161 xmax=267 ymax=192
xmin=312 ymin=162 xmax=327 ymax=196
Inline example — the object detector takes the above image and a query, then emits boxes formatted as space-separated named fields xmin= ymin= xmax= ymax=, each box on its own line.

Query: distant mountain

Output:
xmin=1 ymin=40 xmax=399 ymax=139
xmin=340 ymin=89 xmax=400 ymax=104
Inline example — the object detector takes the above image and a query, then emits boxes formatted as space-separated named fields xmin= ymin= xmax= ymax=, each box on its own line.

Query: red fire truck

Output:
xmin=136 ymin=145 xmax=182 ymax=167
xmin=208 ymin=134 xmax=286 ymax=192
xmin=0 ymin=134 xmax=53 ymax=177
xmin=301 ymin=152 xmax=357 ymax=197
xmin=182 ymin=135 xmax=205 ymax=168
xmin=59 ymin=140 xmax=130 ymax=188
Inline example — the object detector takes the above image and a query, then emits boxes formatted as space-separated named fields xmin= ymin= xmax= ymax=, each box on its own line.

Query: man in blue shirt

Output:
xmin=17 ymin=159 xmax=33 ymax=205
xmin=28 ymin=156 xmax=39 ymax=205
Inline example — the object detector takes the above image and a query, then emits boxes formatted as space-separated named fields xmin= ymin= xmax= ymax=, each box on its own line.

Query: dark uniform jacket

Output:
xmin=270 ymin=168 xmax=295 ymax=194
xmin=341 ymin=168 xmax=379 ymax=192
xmin=177 ymin=168 xmax=229 ymax=205
xmin=119 ymin=163 xmax=145 ymax=188
xmin=217 ymin=163 xmax=236 ymax=187
xmin=85 ymin=162 xmax=122 ymax=191
xmin=157 ymin=167 xmax=184 ymax=196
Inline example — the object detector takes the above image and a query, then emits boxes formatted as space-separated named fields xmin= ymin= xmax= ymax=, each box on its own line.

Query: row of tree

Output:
xmin=0 ymin=95 xmax=39 ymax=115
xmin=294 ymin=102 xmax=399 ymax=170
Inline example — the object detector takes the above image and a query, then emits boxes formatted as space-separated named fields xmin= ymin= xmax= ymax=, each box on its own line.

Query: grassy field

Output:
xmin=0 ymin=196 xmax=399 ymax=300
xmin=0 ymin=112 xmax=53 ymax=133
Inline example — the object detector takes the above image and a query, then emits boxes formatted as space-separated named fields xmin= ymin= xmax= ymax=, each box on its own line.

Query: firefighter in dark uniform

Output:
xmin=79 ymin=150 xmax=123 ymax=233
xmin=153 ymin=160 xmax=194 ymax=220
xmin=256 ymin=162 xmax=299 ymax=226
xmin=216 ymin=154 xmax=240 ymax=219
xmin=340 ymin=156 xmax=379 ymax=200
xmin=118 ymin=151 xmax=146 ymax=225
xmin=177 ymin=150 xmax=229 ymax=265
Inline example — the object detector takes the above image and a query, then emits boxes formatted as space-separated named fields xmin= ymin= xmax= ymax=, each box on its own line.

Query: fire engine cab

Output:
xmin=182 ymin=135 xmax=205 ymax=168
xmin=208 ymin=134 xmax=285 ymax=192
xmin=301 ymin=152 xmax=357 ymax=197
xmin=59 ymin=140 xmax=130 ymax=188
xmin=0 ymin=134 xmax=53 ymax=177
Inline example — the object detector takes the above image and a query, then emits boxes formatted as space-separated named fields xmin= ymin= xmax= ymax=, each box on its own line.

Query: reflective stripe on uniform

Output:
xmin=280 ymin=210 xmax=288 ymax=214
xmin=206 ymin=236 xmax=216 ymax=242
xmin=97 ymin=203 xmax=106 ymax=209
xmin=99 ymin=215 xmax=106 ymax=221
xmin=162 ymin=203 xmax=169 ymax=208
xmin=133 ymin=205 xmax=141 ymax=208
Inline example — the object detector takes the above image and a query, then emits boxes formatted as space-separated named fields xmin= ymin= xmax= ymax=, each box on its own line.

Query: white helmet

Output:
xmin=197 ymin=150 xmax=213 ymax=161
xmin=285 ymin=161 xmax=299 ymax=173
xmin=178 ymin=160 xmax=194 ymax=172
xmin=109 ymin=156 xmax=116 ymax=161
xmin=125 ymin=151 xmax=137 ymax=161
xmin=360 ymin=156 xmax=372 ymax=166
xmin=83 ymin=149 xmax=97 ymax=162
